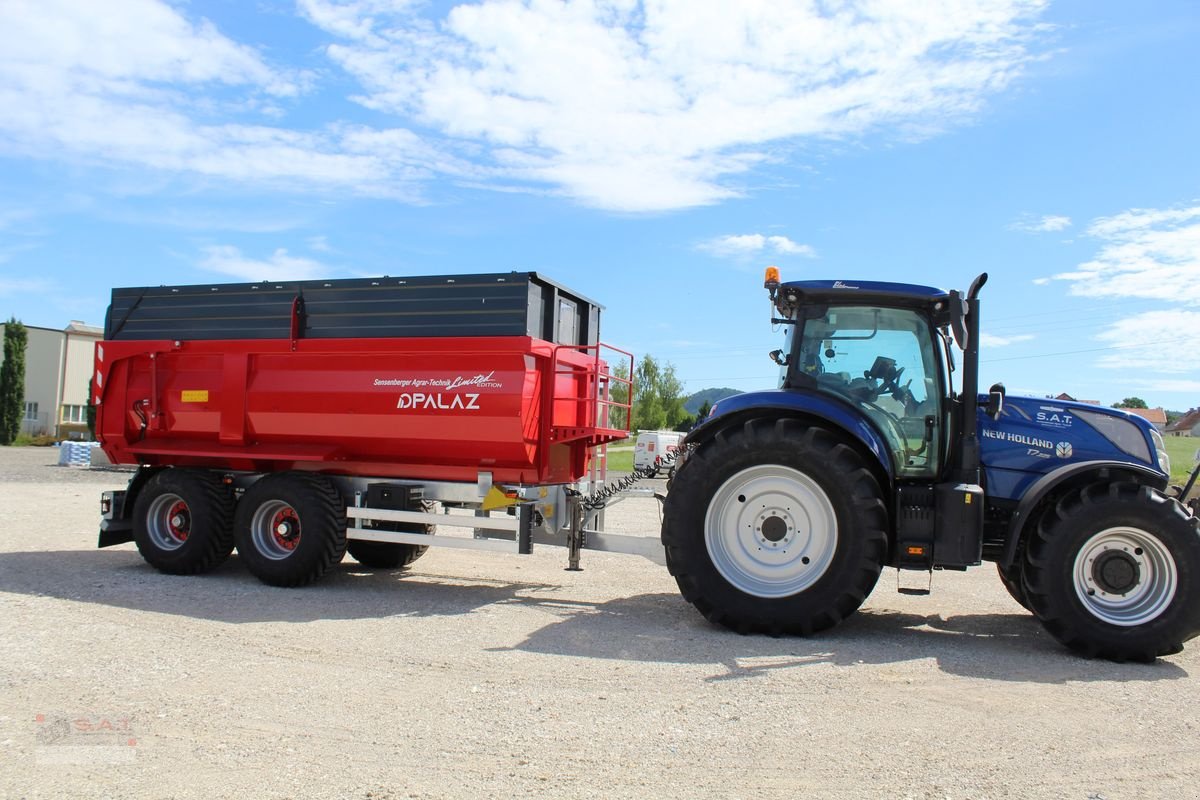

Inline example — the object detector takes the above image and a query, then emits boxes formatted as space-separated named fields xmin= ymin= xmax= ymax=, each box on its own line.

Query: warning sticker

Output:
xmin=181 ymin=390 xmax=209 ymax=403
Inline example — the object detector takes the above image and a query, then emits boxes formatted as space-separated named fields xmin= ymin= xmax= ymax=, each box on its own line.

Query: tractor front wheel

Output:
xmin=662 ymin=418 xmax=887 ymax=635
xmin=997 ymin=561 xmax=1032 ymax=612
xmin=1023 ymin=482 xmax=1200 ymax=661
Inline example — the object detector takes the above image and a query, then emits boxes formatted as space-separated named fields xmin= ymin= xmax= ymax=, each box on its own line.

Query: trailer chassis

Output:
xmin=100 ymin=467 xmax=667 ymax=571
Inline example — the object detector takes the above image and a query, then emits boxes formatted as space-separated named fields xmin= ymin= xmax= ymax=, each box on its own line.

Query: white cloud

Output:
xmin=767 ymin=236 xmax=815 ymax=256
xmin=1048 ymin=204 xmax=1200 ymax=305
xmin=1051 ymin=203 xmax=1200 ymax=307
xmin=980 ymin=332 xmax=1034 ymax=347
xmin=1010 ymin=213 xmax=1072 ymax=232
xmin=700 ymin=233 xmax=816 ymax=259
xmin=1 ymin=0 xmax=300 ymax=96
xmin=303 ymin=0 xmax=1050 ymax=211
xmin=0 ymin=0 xmax=1051 ymax=212
xmin=1093 ymin=309 xmax=1200 ymax=373
xmin=1041 ymin=203 xmax=1200 ymax=378
xmin=0 ymin=0 xmax=468 ymax=198
xmin=198 ymin=245 xmax=330 ymax=281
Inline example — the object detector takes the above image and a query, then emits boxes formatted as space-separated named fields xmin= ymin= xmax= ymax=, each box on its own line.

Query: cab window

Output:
xmin=793 ymin=306 xmax=942 ymax=478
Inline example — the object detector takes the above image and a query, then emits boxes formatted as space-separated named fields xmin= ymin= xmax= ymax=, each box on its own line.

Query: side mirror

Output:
xmin=949 ymin=290 xmax=968 ymax=350
xmin=985 ymin=382 xmax=1006 ymax=420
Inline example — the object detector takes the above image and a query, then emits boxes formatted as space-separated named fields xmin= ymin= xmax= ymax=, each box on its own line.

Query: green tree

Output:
xmin=1 ymin=318 xmax=28 ymax=445
xmin=1114 ymin=397 xmax=1148 ymax=409
xmin=632 ymin=354 xmax=689 ymax=431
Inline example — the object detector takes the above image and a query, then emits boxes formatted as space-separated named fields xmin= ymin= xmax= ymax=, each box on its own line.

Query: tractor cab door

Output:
xmin=789 ymin=305 xmax=945 ymax=479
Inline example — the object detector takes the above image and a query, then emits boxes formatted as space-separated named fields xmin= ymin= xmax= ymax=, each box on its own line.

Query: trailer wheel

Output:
xmin=662 ymin=418 xmax=887 ymax=635
xmin=348 ymin=500 xmax=437 ymax=569
xmin=1023 ymin=482 xmax=1200 ymax=661
xmin=347 ymin=539 xmax=427 ymax=569
xmin=133 ymin=469 xmax=235 ymax=575
xmin=996 ymin=561 xmax=1032 ymax=612
xmin=234 ymin=472 xmax=347 ymax=587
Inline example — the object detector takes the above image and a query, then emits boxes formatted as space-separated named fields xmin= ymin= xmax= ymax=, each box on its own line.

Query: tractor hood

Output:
xmin=979 ymin=394 xmax=1169 ymax=503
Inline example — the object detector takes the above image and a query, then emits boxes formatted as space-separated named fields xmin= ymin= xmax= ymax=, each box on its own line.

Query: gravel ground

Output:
xmin=1 ymin=445 xmax=1198 ymax=799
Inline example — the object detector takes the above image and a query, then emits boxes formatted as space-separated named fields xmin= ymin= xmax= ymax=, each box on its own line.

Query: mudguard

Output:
xmin=996 ymin=459 xmax=1169 ymax=568
xmin=97 ymin=466 xmax=164 ymax=548
xmin=686 ymin=389 xmax=894 ymax=480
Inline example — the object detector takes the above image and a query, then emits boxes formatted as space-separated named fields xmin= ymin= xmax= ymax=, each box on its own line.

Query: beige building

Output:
xmin=0 ymin=321 xmax=103 ymax=439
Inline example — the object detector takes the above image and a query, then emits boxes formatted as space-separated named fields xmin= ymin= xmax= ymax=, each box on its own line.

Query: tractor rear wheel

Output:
xmin=1022 ymin=482 xmax=1200 ymax=661
xmin=133 ymin=469 xmax=234 ymax=575
xmin=662 ymin=418 xmax=887 ymax=635
xmin=234 ymin=472 xmax=347 ymax=587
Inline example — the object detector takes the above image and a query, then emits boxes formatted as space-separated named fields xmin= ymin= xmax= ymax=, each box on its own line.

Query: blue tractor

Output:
xmin=662 ymin=270 xmax=1200 ymax=661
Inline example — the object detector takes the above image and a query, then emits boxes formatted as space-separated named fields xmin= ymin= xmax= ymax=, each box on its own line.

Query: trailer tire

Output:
xmin=348 ymin=527 xmax=433 ymax=570
xmin=348 ymin=540 xmax=420 ymax=569
xmin=996 ymin=561 xmax=1032 ymax=612
xmin=133 ymin=469 xmax=235 ymax=575
xmin=662 ymin=418 xmax=887 ymax=636
xmin=234 ymin=472 xmax=347 ymax=587
xmin=348 ymin=500 xmax=436 ymax=569
xmin=1023 ymin=482 xmax=1200 ymax=661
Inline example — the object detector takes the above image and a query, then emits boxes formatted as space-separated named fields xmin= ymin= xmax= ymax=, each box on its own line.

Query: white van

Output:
xmin=634 ymin=430 xmax=684 ymax=477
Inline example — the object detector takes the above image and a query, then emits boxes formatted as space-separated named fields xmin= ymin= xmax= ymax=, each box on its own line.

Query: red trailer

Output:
xmin=95 ymin=272 xmax=656 ymax=587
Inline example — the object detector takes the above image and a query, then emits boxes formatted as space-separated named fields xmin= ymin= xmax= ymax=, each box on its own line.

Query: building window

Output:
xmin=61 ymin=404 xmax=87 ymax=424
xmin=24 ymin=401 xmax=38 ymax=421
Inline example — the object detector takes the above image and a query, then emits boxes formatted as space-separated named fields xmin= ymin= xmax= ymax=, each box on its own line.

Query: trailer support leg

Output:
xmin=566 ymin=499 xmax=584 ymax=571
xmin=518 ymin=504 xmax=533 ymax=555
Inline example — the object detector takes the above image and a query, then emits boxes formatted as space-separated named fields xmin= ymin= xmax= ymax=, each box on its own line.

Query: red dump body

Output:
xmin=94 ymin=335 xmax=630 ymax=485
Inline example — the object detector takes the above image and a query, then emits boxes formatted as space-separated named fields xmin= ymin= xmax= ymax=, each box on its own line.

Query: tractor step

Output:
xmin=896 ymin=569 xmax=932 ymax=596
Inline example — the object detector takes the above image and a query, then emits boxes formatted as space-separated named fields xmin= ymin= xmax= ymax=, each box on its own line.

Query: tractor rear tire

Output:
xmin=234 ymin=472 xmax=347 ymax=587
xmin=997 ymin=561 xmax=1032 ymax=612
xmin=133 ymin=469 xmax=234 ymax=575
xmin=1022 ymin=482 xmax=1200 ymax=662
xmin=662 ymin=418 xmax=887 ymax=635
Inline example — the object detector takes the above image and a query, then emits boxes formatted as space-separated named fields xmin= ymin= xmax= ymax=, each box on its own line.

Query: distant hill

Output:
xmin=684 ymin=387 xmax=742 ymax=414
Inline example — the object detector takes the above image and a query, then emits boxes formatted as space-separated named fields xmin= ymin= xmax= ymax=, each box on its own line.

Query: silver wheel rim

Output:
xmin=146 ymin=492 xmax=190 ymax=551
xmin=250 ymin=499 xmax=302 ymax=561
xmin=704 ymin=465 xmax=837 ymax=598
xmin=1073 ymin=526 xmax=1177 ymax=626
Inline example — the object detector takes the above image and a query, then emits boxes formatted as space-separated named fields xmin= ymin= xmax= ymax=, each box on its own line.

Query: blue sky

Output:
xmin=1 ymin=0 xmax=1197 ymax=410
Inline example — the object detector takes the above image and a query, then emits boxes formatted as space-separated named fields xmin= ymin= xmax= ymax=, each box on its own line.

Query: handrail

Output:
xmin=548 ymin=341 xmax=634 ymax=435
xmin=536 ymin=341 xmax=634 ymax=480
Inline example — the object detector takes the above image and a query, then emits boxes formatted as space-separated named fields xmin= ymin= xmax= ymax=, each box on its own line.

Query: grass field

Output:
xmin=1164 ymin=435 xmax=1200 ymax=483
xmin=599 ymin=447 xmax=634 ymax=473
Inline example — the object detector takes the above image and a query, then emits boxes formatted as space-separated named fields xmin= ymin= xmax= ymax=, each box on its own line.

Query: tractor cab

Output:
xmin=768 ymin=278 xmax=954 ymax=480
